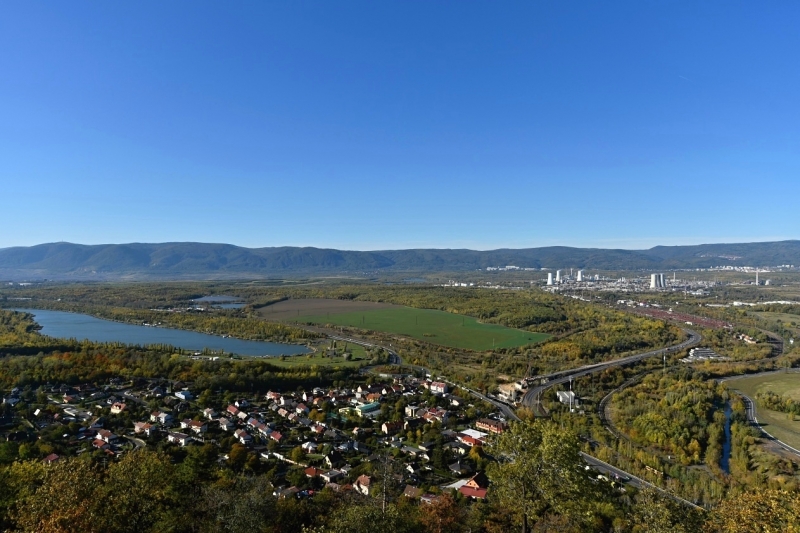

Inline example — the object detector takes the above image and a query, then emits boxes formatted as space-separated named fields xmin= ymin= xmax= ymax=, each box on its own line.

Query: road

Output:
xmin=580 ymin=452 xmax=704 ymax=511
xmin=328 ymin=334 xmax=521 ymax=421
xmin=328 ymin=335 xmax=404 ymax=366
xmin=521 ymin=328 xmax=701 ymax=413
xmin=124 ymin=435 xmax=146 ymax=450
xmin=327 ymin=329 xmax=708 ymax=508
xmin=721 ymin=369 xmax=800 ymax=459
xmin=459 ymin=386 xmax=521 ymax=422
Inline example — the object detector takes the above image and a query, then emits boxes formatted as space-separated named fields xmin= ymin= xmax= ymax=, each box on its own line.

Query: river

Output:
xmin=12 ymin=309 xmax=310 ymax=357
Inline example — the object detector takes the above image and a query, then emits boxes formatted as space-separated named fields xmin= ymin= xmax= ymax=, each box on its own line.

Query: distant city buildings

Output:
xmin=649 ymin=273 xmax=666 ymax=289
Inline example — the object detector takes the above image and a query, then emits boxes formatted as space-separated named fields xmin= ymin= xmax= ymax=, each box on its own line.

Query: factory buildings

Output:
xmin=650 ymin=273 xmax=667 ymax=289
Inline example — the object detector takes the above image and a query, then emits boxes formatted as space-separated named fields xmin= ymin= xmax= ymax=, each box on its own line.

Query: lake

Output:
xmin=192 ymin=295 xmax=242 ymax=303
xmin=12 ymin=309 xmax=310 ymax=357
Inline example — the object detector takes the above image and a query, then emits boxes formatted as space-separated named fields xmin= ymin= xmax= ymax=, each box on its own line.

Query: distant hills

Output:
xmin=0 ymin=241 xmax=797 ymax=280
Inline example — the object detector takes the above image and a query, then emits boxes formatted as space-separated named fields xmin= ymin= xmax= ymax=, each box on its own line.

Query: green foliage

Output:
xmin=631 ymin=488 xmax=704 ymax=533
xmin=756 ymin=390 xmax=800 ymax=415
xmin=487 ymin=419 xmax=601 ymax=530
xmin=704 ymin=489 xmax=800 ymax=533
xmin=610 ymin=369 xmax=726 ymax=467
xmin=298 ymin=306 xmax=547 ymax=351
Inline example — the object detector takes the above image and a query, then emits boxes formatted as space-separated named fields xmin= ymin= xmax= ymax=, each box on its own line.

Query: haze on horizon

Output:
xmin=1 ymin=2 xmax=799 ymax=251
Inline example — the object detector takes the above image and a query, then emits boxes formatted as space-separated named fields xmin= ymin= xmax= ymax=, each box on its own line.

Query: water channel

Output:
xmin=12 ymin=309 xmax=310 ymax=357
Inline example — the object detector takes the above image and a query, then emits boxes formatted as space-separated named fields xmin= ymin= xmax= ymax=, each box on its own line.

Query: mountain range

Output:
xmin=0 ymin=241 xmax=797 ymax=280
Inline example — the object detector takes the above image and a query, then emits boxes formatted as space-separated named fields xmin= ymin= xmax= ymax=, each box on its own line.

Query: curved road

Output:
xmin=521 ymin=328 xmax=701 ymax=413
xmin=721 ymin=369 xmax=800 ymax=458
xmin=328 ymin=329 xmax=705 ymax=508
xmin=329 ymin=334 xmax=523 ymax=420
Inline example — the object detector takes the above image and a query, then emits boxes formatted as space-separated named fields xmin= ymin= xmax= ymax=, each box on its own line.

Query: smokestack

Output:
xmin=577 ymin=270 xmax=583 ymax=282
xmin=650 ymin=274 xmax=658 ymax=289
xmin=547 ymin=273 xmax=553 ymax=286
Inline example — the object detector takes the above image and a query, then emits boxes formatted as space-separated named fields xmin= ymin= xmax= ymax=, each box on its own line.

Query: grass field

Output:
xmin=257 ymin=298 xmax=399 ymax=320
xmin=250 ymin=343 xmax=370 ymax=369
xmin=728 ymin=371 xmax=800 ymax=450
xmin=754 ymin=312 xmax=800 ymax=337
xmin=284 ymin=303 xmax=548 ymax=351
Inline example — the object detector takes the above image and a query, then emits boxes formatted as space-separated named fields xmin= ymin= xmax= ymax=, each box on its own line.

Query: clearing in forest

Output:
xmin=259 ymin=298 xmax=549 ymax=351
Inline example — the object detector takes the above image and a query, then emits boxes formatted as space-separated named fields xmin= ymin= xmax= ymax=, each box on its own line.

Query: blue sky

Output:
xmin=1 ymin=2 xmax=798 ymax=250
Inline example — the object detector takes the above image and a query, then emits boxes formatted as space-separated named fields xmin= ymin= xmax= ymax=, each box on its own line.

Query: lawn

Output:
xmin=294 ymin=306 xmax=549 ymax=351
xmin=728 ymin=371 xmax=800 ymax=450
xmin=240 ymin=343 xmax=370 ymax=369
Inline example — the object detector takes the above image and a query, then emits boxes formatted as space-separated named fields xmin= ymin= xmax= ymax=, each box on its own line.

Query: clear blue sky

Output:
xmin=1 ymin=2 xmax=798 ymax=250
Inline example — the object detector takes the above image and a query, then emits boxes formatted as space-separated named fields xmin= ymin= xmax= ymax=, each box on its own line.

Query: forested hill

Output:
xmin=0 ymin=240 xmax=798 ymax=280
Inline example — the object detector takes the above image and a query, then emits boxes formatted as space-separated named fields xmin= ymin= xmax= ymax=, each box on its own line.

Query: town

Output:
xmin=1 ymin=372 xmax=507 ymax=504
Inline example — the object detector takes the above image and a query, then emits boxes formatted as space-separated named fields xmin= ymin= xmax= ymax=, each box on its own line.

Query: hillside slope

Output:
xmin=0 ymin=240 xmax=797 ymax=280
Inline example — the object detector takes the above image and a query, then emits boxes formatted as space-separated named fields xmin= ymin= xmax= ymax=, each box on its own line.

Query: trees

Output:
xmin=704 ymin=489 xmax=800 ymax=533
xmin=630 ymin=488 xmax=703 ymax=533
xmin=323 ymin=502 xmax=419 ymax=533
xmin=94 ymin=451 xmax=176 ymax=533
xmin=486 ymin=419 xmax=598 ymax=533
xmin=11 ymin=458 xmax=101 ymax=533
xmin=418 ymin=493 xmax=464 ymax=533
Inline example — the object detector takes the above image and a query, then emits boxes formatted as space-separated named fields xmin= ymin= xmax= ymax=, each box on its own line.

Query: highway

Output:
xmin=521 ymin=328 xmax=701 ymax=413
xmin=328 ymin=329 xmax=706 ymax=507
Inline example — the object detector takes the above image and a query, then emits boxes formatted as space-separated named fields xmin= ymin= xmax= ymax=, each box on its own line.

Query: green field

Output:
xmin=242 ymin=343 xmax=370 ymax=369
xmin=729 ymin=371 xmax=800 ymax=450
xmin=754 ymin=312 xmax=800 ymax=337
xmin=296 ymin=307 xmax=549 ymax=351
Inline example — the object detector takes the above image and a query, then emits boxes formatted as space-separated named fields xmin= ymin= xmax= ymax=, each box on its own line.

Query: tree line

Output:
xmin=0 ymin=421 xmax=797 ymax=533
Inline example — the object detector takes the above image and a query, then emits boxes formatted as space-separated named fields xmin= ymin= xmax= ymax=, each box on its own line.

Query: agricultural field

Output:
xmin=256 ymin=298 xmax=399 ymax=319
xmin=728 ymin=371 xmax=800 ymax=450
xmin=259 ymin=298 xmax=549 ymax=351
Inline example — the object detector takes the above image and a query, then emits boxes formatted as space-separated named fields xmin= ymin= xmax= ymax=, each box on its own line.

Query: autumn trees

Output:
xmin=704 ymin=489 xmax=800 ymax=533
xmin=487 ymin=419 xmax=601 ymax=532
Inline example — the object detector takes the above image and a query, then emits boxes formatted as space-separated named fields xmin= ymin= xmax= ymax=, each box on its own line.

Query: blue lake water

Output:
xmin=12 ymin=309 xmax=309 ymax=356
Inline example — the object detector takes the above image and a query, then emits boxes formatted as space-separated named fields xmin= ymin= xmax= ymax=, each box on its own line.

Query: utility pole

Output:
xmin=569 ymin=376 xmax=573 ymax=412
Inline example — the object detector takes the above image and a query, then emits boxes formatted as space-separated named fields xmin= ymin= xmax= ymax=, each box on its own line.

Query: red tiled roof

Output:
xmin=459 ymin=486 xmax=488 ymax=500
xmin=304 ymin=467 xmax=324 ymax=478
